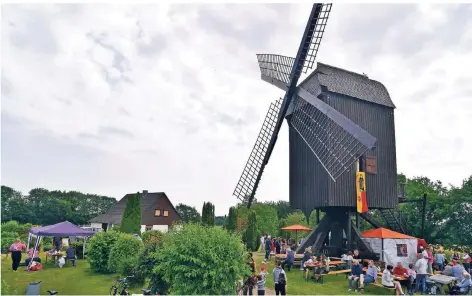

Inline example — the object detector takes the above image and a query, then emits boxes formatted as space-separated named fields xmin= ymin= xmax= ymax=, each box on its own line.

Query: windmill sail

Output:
xmin=233 ymin=3 xmax=333 ymax=207
xmin=233 ymin=99 xmax=283 ymax=202
xmin=289 ymin=94 xmax=376 ymax=181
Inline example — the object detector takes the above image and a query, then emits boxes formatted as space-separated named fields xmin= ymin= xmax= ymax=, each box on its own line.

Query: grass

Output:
xmin=1 ymin=254 xmax=143 ymax=295
xmin=252 ymin=252 xmax=392 ymax=295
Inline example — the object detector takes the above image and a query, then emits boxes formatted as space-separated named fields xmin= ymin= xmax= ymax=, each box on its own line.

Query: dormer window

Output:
xmin=154 ymin=209 xmax=161 ymax=216
xmin=163 ymin=210 xmax=169 ymax=217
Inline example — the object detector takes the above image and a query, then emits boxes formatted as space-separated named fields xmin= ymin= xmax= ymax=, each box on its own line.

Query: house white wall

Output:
xmin=90 ymin=223 xmax=103 ymax=229
xmin=140 ymin=224 xmax=169 ymax=233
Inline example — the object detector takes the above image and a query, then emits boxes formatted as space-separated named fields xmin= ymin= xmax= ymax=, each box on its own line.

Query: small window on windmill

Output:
xmin=154 ymin=209 xmax=161 ymax=216
xmin=365 ymin=156 xmax=377 ymax=174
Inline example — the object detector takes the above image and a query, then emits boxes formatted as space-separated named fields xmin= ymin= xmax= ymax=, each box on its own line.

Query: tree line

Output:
xmin=1 ymin=186 xmax=116 ymax=226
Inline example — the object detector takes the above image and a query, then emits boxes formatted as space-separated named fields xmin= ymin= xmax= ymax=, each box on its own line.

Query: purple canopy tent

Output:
xmin=27 ymin=221 xmax=95 ymax=266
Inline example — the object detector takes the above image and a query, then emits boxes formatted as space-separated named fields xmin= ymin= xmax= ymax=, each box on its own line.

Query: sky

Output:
xmin=1 ymin=3 xmax=471 ymax=216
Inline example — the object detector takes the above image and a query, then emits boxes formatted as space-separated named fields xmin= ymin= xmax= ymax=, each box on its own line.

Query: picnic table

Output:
xmin=429 ymin=274 xmax=457 ymax=295
xmin=46 ymin=252 xmax=64 ymax=264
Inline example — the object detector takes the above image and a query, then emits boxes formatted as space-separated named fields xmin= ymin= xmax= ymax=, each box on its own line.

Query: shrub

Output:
xmin=1 ymin=232 xmax=18 ymax=253
xmin=141 ymin=230 xmax=164 ymax=244
xmin=117 ymin=256 xmax=145 ymax=286
xmin=1 ymin=221 xmax=32 ymax=236
xmin=87 ymin=230 xmax=121 ymax=273
xmin=107 ymin=233 xmax=143 ymax=273
xmin=243 ymin=211 xmax=258 ymax=251
xmin=153 ymin=223 xmax=250 ymax=294
xmin=71 ymin=241 xmax=85 ymax=259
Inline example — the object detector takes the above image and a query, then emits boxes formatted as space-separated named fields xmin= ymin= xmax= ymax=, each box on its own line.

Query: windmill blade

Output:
xmin=233 ymin=98 xmax=283 ymax=203
xmin=257 ymin=54 xmax=293 ymax=90
xmin=301 ymin=3 xmax=332 ymax=74
xmin=289 ymin=94 xmax=376 ymax=181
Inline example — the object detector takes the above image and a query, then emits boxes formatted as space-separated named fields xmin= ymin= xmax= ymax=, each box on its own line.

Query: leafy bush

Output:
xmin=117 ymin=256 xmax=145 ymax=286
xmin=243 ymin=211 xmax=258 ymax=251
xmin=1 ymin=221 xmax=32 ymax=237
xmin=87 ymin=230 xmax=121 ymax=273
xmin=153 ymin=223 xmax=250 ymax=294
xmin=141 ymin=230 xmax=164 ymax=245
xmin=71 ymin=241 xmax=85 ymax=259
xmin=1 ymin=232 xmax=18 ymax=253
xmin=107 ymin=233 xmax=143 ymax=273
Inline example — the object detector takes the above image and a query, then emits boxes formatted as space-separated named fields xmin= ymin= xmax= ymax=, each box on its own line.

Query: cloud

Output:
xmin=1 ymin=3 xmax=471 ymax=215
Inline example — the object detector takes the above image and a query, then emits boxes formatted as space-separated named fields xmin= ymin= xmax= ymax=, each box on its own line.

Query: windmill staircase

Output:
xmin=378 ymin=208 xmax=412 ymax=235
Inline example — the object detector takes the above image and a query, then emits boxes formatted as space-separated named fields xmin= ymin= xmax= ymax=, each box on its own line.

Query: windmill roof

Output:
xmin=90 ymin=192 xmax=173 ymax=225
xmin=300 ymin=62 xmax=396 ymax=108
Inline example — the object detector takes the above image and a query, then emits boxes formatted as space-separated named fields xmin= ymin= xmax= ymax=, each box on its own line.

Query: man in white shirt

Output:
xmin=415 ymin=253 xmax=428 ymax=294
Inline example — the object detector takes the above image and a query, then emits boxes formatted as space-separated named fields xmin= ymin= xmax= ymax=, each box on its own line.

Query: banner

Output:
xmin=356 ymin=171 xmax=368 ymax=213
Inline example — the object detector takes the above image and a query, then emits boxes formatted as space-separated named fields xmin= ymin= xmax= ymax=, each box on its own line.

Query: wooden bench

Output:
xmin=316 ymin=269 xmax=352 ymax=284
xmin=370 ymin=282 xmax=396 ymax=294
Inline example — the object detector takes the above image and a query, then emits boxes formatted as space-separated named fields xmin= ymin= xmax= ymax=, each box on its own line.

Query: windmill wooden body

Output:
xmin=233 ymin=3 xmax=401 ymax=258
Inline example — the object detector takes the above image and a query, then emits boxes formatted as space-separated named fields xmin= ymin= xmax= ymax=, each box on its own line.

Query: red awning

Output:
xmin=362 ymin=227 xmax=415 ymax=239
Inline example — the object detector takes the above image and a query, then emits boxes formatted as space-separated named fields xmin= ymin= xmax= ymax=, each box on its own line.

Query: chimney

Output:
xmin=142 ymin=190 xmax=148 ymax=196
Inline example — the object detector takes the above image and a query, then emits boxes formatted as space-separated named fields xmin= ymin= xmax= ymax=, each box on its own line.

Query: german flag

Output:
xmin=356 ymin=172 xmax=368 ymax=213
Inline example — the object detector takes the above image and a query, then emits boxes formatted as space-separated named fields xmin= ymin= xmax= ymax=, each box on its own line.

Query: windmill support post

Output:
xmin=316 ymin=209 xmax=320 ymax=224
xmin=296 ymin=208 xmax=378 ymax=260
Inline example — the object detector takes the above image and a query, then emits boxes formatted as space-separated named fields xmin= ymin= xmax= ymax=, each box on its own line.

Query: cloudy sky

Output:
xmin=2 ymin=3 xmax=471 ymax=215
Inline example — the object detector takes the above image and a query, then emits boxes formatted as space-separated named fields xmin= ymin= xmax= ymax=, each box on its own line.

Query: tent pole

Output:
xmin=27 ymin=233 xmax=31 ymax=250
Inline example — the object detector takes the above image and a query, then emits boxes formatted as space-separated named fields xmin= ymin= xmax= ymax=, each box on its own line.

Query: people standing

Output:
xmin=406 ymin=263 xmax=416 ymax=296
xmin=256 ymin=275 xmax=266 ymax=295
xmin=275 ymin=238 xmax=281 ymax=255
xmin=426 ymin=247 xmax=434 ymax=274
xmin=264 ymin=237 xmax=271 ymax=263
xmin=462 ymin=250 xmax=471 ymax=273
xmin=435 ymin=250 xmax=446 ymax=271
xmin=9 ymin=238 xmax=26 ymax=271
xmin=272 ymin=262 xmax=287 ymax=295
xmin=415 ymin=253 xmax=428 ymax=294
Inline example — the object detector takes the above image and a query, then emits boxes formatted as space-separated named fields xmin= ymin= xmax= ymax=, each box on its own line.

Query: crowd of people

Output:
xmin=8 ymin=237 xmax=78 ymax=272
xmin=243 ymin=234 xmax=471 ymax=296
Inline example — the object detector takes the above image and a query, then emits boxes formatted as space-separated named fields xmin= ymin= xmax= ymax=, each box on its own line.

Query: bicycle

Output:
xmin=109 ymin=276 xmax=133 ymax=296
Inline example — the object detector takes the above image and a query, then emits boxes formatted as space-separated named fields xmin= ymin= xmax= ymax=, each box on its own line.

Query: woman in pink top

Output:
xmin=9 ymin=238 xmax=26 ymax=271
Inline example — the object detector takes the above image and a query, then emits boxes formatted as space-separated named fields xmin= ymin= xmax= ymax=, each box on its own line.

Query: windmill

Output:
xmin=233 ymin=3 xmax=403 ymax=258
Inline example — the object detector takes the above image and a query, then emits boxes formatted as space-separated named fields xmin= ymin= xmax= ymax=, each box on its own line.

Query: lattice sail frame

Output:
xmin=233 ymin=98 xmax=283 ymax=201
xmin=289 ymin=95 xmax=371 ymax=180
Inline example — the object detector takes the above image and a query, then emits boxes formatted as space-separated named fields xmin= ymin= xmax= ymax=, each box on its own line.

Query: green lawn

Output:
xmin=2 ymin=252 xmax=396 ymax=295
xmin=252 ymin=252 xmax=392 ymax=295
xmin=1 ymin=254 xmax=143 ymax=295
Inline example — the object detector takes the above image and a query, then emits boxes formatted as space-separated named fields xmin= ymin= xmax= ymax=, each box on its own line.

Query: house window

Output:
xmin=366 ymin=156 xmax=377 ymax=174
xmin=163 ymin=210 xmax=169 ymax=217
xmin=154 ymin=209 xmax=161 ymax=216
xmin=145 ymin=225 xmax=152 ymax=231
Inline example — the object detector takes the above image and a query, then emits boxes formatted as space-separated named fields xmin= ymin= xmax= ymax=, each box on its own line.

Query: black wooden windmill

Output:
xmin=233 ymin=3 xmax=402 ymax=258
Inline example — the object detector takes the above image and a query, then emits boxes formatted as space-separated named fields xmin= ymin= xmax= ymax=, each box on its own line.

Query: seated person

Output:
xmin=362 ymin=260 xmax=378 ymax=287
xmin=348 ymin=260 xmax=363 ymax=292
xmin=450 ymin=271 xmax=471 ymax=295
xmin=25 ymin=248 xmax=41 ymax=265
xmin=343 ymin=251 xmax=354 ymax=269
xmin=382 ymin=264 xmax=405 ymax=296
xmin=281 ymin=247 xmax=294 ymax=271
xmin=392 ymin=262 xmax=408 ymax=277
xmin=442 ymin=262 xmax=454 ymax=276
xmin=303 ymin=256 xmax=316 ymax=280
xmin=65 ymin=247 xmax=77 ymax=267
xmin=312 ymin=260 xmax=329 ymax=282
xmin=452 ymin=263 xmax=466 ymax=281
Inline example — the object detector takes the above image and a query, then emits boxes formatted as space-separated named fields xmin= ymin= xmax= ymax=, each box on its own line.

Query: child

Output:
xmin=407 ymin=263 xmax=416 ymax=295
xmin=312 ymin=261 xmax=325 ymax=282
xmin=256 ymin=275 xmax=266 ymax=295
xmin=260 ymin=266 xmax=268 ymax=279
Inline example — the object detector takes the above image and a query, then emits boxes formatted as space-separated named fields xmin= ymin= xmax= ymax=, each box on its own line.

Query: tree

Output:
xmin=243 ymin=210 xmax=258 ymax=251
xmin=225 ymin=207 xmax=237 ymax=232
xmin=279 ymin=210 xmax=308 ymax=237
xmin=153 ymin=223 xmax=249 ymax=294
xmin=175 ymin=203 xmax=201 ymax=223
xmin=252 ymin=203 xmax=278 ymax=237
xmin=121 ymin=192 xmax=142 ymax=234
xmin=308 ymin=210 xmax=325 ymax=229
xmin=201 ymin=202 xmax=215 ymax=226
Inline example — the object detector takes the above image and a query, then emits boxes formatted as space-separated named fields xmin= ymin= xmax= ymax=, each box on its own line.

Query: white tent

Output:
xmin=362 ymin=228 xmax=418 ymax=268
